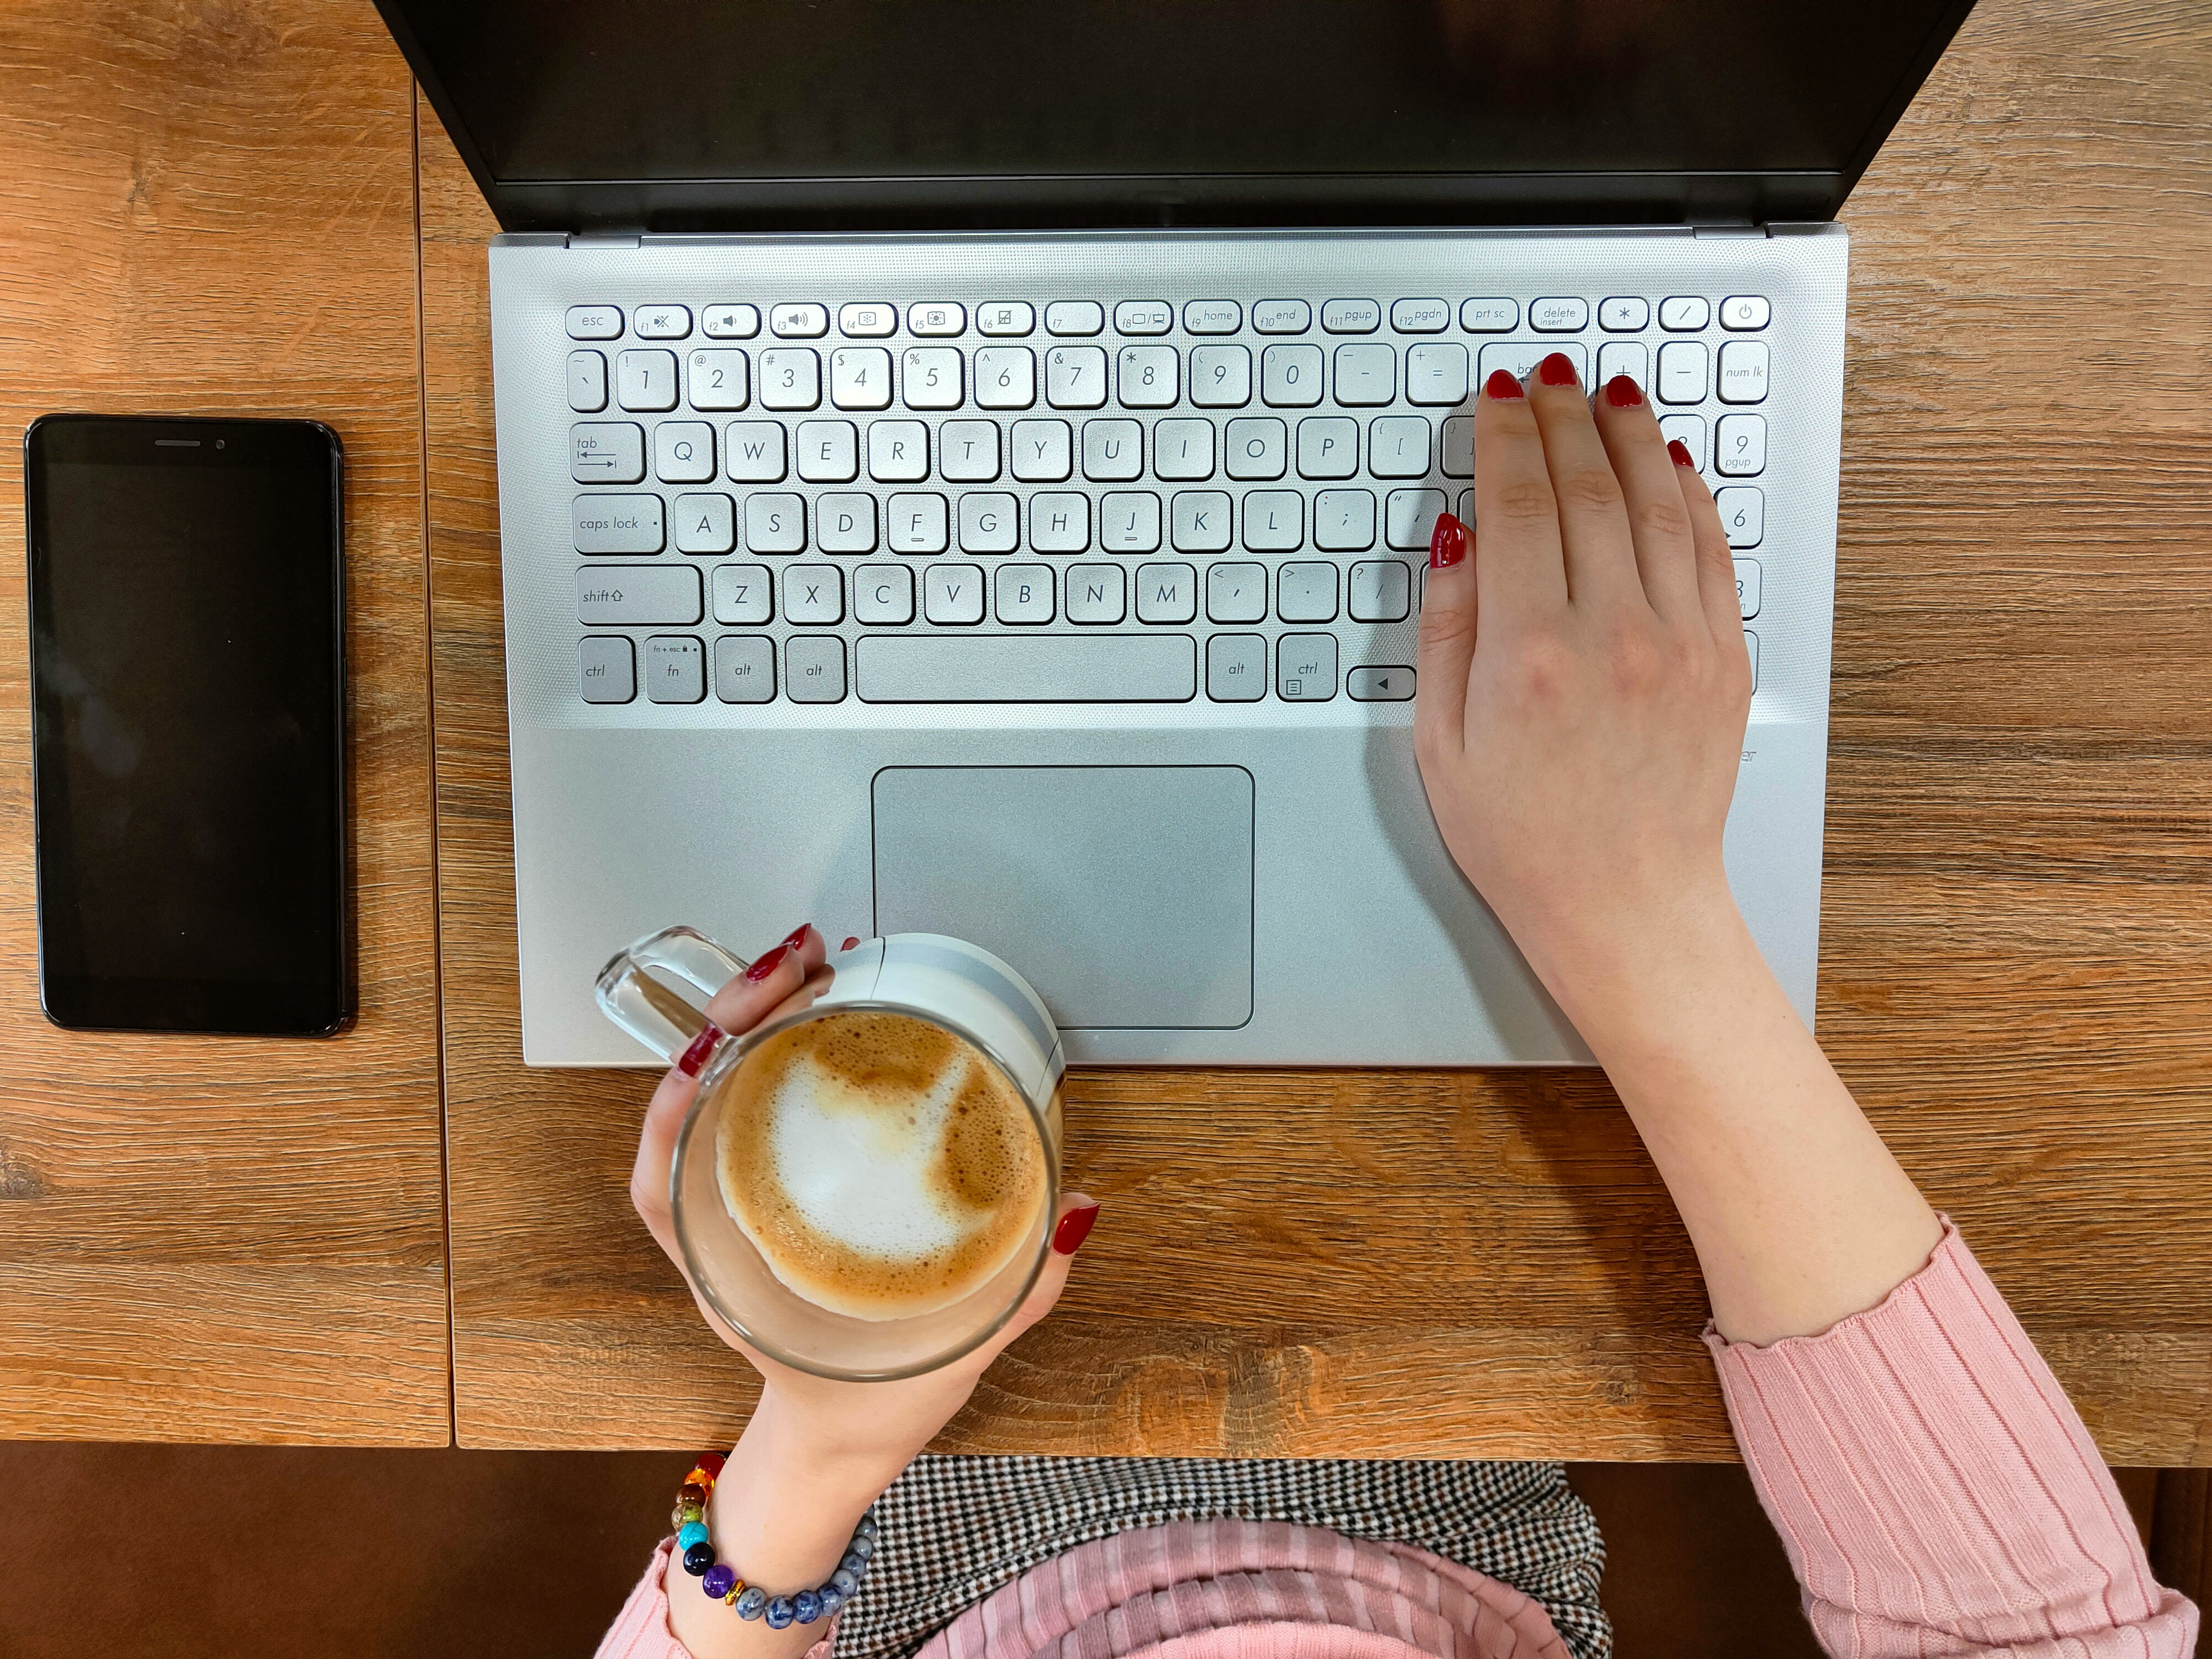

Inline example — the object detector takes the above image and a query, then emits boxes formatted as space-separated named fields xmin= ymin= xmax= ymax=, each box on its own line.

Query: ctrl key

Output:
xmin=579 ymin=636 xmax=635 ymax=703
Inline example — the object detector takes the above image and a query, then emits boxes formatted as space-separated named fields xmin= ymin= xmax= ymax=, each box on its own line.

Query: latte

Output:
xmin=714 ymin=1010 xmax=1048 ymax=1320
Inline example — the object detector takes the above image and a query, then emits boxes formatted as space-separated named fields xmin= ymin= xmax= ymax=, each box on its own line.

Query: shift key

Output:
xmin=577 ymin=564 xmax=701 ymax=625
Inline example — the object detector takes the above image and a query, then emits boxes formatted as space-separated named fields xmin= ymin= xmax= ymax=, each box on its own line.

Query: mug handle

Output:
xmin=595 ymin=925 xmax=749 ymax=1063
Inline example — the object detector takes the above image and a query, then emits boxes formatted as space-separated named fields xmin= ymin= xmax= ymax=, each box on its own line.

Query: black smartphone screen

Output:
xmin=24 ymin=415 xmax=350 ymax=1035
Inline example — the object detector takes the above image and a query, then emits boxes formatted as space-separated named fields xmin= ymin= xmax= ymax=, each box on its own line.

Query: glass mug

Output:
xmin=597 ymin=926 xmax=1065 ymax=1381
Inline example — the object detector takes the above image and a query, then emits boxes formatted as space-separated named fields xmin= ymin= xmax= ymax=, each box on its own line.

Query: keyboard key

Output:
xmin=1207 ymin=632 xmax=1267 ymax=701
xmin=1240 ymin=491 xmax=1302 ymax=551
xmin=816 ymin=492 xmax=877 ymax=553
xmin=1065 ymin=562 xmax=1126 ymax=624
xmin=644 ymin=634 xmax=705 ymax=702
xmin=1530 ymin=298 xmax=1590 ymax=332
xmin=1746 ymin=630 xmax=1759 ymax=691
xmin=1660 ymin=296 xmax=1710 ymax=331
xmin=759 ymin=348 xmax=821 ymax=410
xmin=1348 ymin=665 xmax=1415 ymax=701
xmin=655 ymin=421 xmax=715 ymax=482
xmin=1734 ymin=557 xmax=1761 ymax=619
xmin=1322 ymin=298 xmax=1380 ymax=333
xmin=770 ymin=302 xmax=828 ymax=337
xmin=580 ymin=635 xmax=634 ymax=701
xmin=711 ymin=562 xmax=773 ymax=623
xmin=1599 ymin=297 xmax=1650 ymax=332
xmin=1083 ymin=418 xmax=1143 ymax=481
xmin=830 ymin=347 xmax=892 ymax=409
xmin=853 ymin=562 xmax=914 ymax=624
xmin=1478 ymin=341 xmax=1588 ymax=384
xmin=1206 ymin=561 xmax=1267 ymax=623
xmin=1656 ymin=341 xmax=1708 ymax=404
xmin=1459 ymin=298 xmax=1518 ymax=333
xmin=1277 ymin=633 xmax=1338 ymax=700
xmin=782 ymin=564 xmax=843 ymax=623
xmin=713 ymin=634 xmax=774 ymax=702
xmin=1114 ymin=300 xmax=1172 ymax=335
xmin=855 ymin=634 xmax=1194 ymax=702
xmin=867 ymin=420 xmax=929 ymax=482
xmin=577 ymin=562 xmax=700 ymax=625
xmin=785 ymin=635 xmax=847 ymax=702
xmin=1190 ymin=344 xmax=1251 ymax=408
xmin=1029 ymin=492 xmax=1090 ymax=551
xmin=1596 ymin=341 xmax=1647 ymax=391
xmin=568 ymin=349 xmax=607 ymax=411
xmin=744 ymin=492 xmax=806 ymax=553
xmin=1170 ymin=491 xmax=1230 ymax=552
xmin=635 ymin=305 xmax=691 ymax=340
xmin=571 ymin=421 xmax=645 ymax=483
xmin=1135 ymin=561 xmax=1197 ymax=623
xmin=1046 ymin=346 xmax=1109 ymax=408
xmin=1349 ymin=560 xmax=1412 ymax=622
xmin=1224 ymin=417 xmax=1286 ymax=479
xmin=938 ymin=420 xmax=1000 ymax=481
xmin=687 ymin=349 xmax=749 ymax=411
xmin=1716 ymin=413 xmax=1766 ymax=476
xmin=838 ymin=302 xmax=896 ymax=337
xmin=1405 ymin=342 xmax=1468 ymax=406
xmin=886 ymin=492 xmax=949 ymax=553
xmin=1332 ymin=343 xmax=1395 ymax=405
xmin=1154 ymin=419 xmax=1214 ymax=481
xmin=977 ymin=301 xmax=1035 ymax=336
xmin=1185 ymin=300 xmax=1242 ymax=335
xmin=1385 ymin=488 xmax=1448 ymax=551
xmin=1098 ymin=491 xmax=1162 ymax=552
xmin=1314 ymin=489 xmax=1376 ymax=551
xmin=1718 ymin=340 xmax=1770 ymax=403
xmin=1046 ymin=301 xmax=1105 ymax=336
xmin=1253 ymin=299 xmax=1311 ymax=334
xmin=703 ymin=304 xmax=760 ymax=339
xmin=723 ymin=421 xmax=786 ymax=482
xmin=796 ymin=419 xmax=858 ymax=481
xmin=995 ymin=564 xmax=1056 ymax=624
xmin=1369 ymin=417 xmax=1431 ymax=479
xmin=957 ymin=492 xmax=1019 ymax=552
xmin=1011 ymin=419 xmax=1073 ymax=481
xmin=1276 ymin=561 xmax=1338 ymax=622
xmin=1715 ymin=487 xmax=1763 ymax=548
xmin=574 ymin=493 xmax=664 ymax=554
xmin=566 ymin=305 xmax=623 ymax=340
xmin=975 ymin=347 xmax=1036 ymax=409
xmin=1658 ymin=414 xmax=1706 ymax=471
xmin=901 ymin=347 xmax=963 ymax=410
xmin=907 ymin=302 xmax=966 ymax=336
xmin=1296 ymin=416 xmax=1358 ymax=479
xmin=671 ymin=493 xmax=733 ymax=554
xmin=617 ymin=349 xmax=678 ymax=411
xmin=1441 ymin=416 xmax=1473 ymax=478
xmin=1118 ymin=346 xmax=1177 ymax=407
xmin=1261 ymin=343 xmax=1324 ymax=408
xmin=1391 ymin=298 xmax=1451 ymax=333
xmin=1721 ymin=295 xmax=1771 ymax=331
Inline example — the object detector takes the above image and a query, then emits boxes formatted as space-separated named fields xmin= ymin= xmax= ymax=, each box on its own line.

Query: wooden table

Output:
xmin=8 ymin=0 xmax=2211 ymax=1458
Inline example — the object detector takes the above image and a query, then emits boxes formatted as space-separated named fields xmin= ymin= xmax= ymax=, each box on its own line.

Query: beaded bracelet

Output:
xmin=671 ymin=1451 xmax=879 ymax=1627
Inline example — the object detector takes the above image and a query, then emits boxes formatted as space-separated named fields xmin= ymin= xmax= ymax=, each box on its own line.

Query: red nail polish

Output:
xmin=779 ymin=924 xmax=812 ymax=952
xmin=1051 ymin=1201 xmax=1100 ymax=1256
xmin=676 ymin=1022 xmax=724 ymax=1078
xmin=1483 ymin=368 xmax=1524 ymax=401
xmin=1667 ymin=439 xmax=1696 ymax=468
xmin=742 ymin=941 xmax=792 ymax=983
xmin=1603 ymin=375 xmax=1643 ymax=408
xmin=1428 ymin=512 xmax=1468 ymax=570
xmin=841 ymin=936 xmax=860 ymax=952
xmin=1536 ymin=352 xmax=1578 ymax=387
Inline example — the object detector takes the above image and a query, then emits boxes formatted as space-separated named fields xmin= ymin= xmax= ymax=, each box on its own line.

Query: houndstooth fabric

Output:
xmin=833 ymin=1456 xmax=1609 ymax=1659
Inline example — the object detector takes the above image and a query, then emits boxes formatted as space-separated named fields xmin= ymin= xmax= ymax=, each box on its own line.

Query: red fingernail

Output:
xmin=779 ymin=924 xmax=812 ymax=952
xmin=1668 ymin=439 xmax=1696 ymax=468
xmin=1603 ymin=375 xmax=1643 ymax=408
xmin=743 ymin=941 xmax=792 ymax=983
xmin=841 ymin=936 xmax=860 ymax=952
xmin=1537 ymin=352 xmax=1578 ymax=387
xmin=1429 ymin=512 xmax=1468 ymax=570
xmin=676 ymin=1022 xmax=725 ymax=1078
xmin=1051 ymin=1200 xmax=1101 ymax=1256
xmin=1483 ymin=368 xmax=1524 ymax=401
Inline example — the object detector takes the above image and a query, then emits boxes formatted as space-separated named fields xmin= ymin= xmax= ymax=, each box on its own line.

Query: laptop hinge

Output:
xmin=566 ymin=232 xmax=644 ymax=250
xmin=1692 ymin=222 xmax=1769 ymax=239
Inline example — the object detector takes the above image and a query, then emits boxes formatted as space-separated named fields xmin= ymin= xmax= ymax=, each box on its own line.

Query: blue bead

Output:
xmin=857 ymin=1516 xmax=879 ymax=1541
xmin=765 ymin=1597 xmax=795 ymax=1630
xmin=682 ymin=1541 xmax=716 ymax=1576
xmin=702 ymin=1564 xmax=737 ymax=1600
xmin=677 ymin=1521 xmax=710 ymax=1551
xmin=734 ymin=1587 xmax=768 ymax=1620
xmin=794 ymin=1590 xmax=822 ymax=1624
xmin=818 ymin=1589 xmax=845 ymax=1617
xmin=840 ymin=1553 xmax=866 ymax=1579
xmin=849 ymin=1535 xmax=875 ymax=1561
xmin=830 ymin=1567 xmax=858 ymax=1595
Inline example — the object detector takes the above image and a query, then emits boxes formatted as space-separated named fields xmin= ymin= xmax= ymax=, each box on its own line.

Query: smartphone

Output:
xmin=24 ymin=414 xmax=351 ymax=1035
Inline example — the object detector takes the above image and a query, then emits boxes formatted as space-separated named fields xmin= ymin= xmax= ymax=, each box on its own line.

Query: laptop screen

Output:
xmin=378 ymin=0 xmax=1974 ymax=231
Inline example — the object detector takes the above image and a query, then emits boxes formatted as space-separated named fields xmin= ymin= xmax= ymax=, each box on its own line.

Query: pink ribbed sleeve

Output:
xmin=1707 ymin=1218 xmax=2198 ymax=1658
xmin=593 ymin=1540 xmax=837 ymax=1659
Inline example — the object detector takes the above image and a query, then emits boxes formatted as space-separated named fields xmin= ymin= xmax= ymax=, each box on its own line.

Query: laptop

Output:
xmin=375 ymin=0 xmax=1975 ymax=1066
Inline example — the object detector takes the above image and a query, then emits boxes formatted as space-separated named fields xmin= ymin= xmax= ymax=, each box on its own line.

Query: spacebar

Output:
xmin=856 ymin=635 xmax=1196 ymax=703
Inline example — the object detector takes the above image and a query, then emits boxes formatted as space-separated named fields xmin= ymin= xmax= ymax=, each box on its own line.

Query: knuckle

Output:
xmin=1632 ymin=496 xmax=1692 ymax=544
xmin=1558 ymin=467 xmax=1623 ymax=516
xmin=1490 ymin=478 xmax=1557 ymax=527
xmin=1508 ymin=626 xmax=1577 ymax=703
xmin=1603 ymin=613 xmax=1666 ymax=692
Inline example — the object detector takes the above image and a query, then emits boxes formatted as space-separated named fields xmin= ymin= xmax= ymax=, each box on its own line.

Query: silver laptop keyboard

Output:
xmin=566 ymin=293 xmax=1771 ymax=708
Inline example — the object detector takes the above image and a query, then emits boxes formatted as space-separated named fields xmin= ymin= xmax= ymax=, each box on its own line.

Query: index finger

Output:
xmin=1472 ymin=368 xmax=1569 ymax=620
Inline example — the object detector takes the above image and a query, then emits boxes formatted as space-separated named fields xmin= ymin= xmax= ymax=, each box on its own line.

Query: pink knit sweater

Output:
xmin=598 ymin=1223 xmax=2197 ymax=1659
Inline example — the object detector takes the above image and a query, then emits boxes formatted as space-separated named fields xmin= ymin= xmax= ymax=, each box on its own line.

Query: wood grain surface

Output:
xmin=0 ymin=2 xmax=450 ymax=1442
xmin=421 ymin=0 xmax=2212 ymax=1457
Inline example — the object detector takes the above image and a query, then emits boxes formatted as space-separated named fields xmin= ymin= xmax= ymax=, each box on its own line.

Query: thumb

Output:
xmin=1415 ymin=512 xmax=1477 ymax=760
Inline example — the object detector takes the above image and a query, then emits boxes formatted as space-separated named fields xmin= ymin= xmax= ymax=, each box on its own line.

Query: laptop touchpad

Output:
xmin=872 ymin=765 xmax=1253 ymax=1030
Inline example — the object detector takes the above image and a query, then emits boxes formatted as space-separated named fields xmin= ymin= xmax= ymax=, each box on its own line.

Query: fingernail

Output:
xmin=1429 ymin=512 xmax=1468 ymax=570
xmin=1667 ymin=439 xmax=1696 ymax=468
xmin=840 ymin=936 xmax=860 ymax=952
xmin=1051 ymin=1199 xmax=1101 ymax=1256
xmin=743 ymin=941 xmax=792 ymax=983
xmin=1483 ymin=368 xmax=1524 ymax=401
xmin=1536 ymin=352 xmax=1579 ymax=388
xmin=779 ymin=924 xmax=812 ymax=952
xmin=1603 ymin=375 xmax=1643 ymax=408
xmin=676 ymin=1022 xmax=726 ymax=1078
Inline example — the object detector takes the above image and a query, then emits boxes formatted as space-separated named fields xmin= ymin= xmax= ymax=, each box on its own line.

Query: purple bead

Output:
xmin=682 ymin=1541 xmax=716 ymax=1576
xmin=702 ymin=1564 xmax=738 ymax=1599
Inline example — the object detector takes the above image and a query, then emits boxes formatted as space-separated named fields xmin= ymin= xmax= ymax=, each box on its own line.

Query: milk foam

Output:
xmin=764 ymin=1052 xmax=972 ymax=1258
